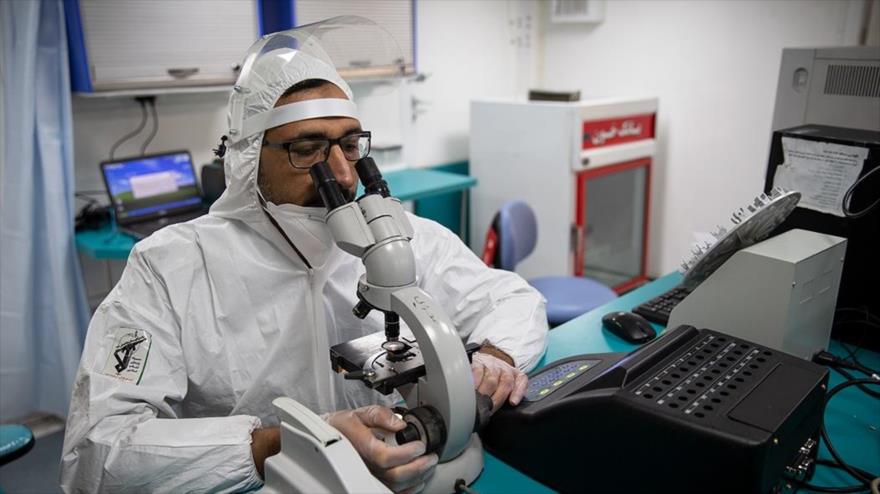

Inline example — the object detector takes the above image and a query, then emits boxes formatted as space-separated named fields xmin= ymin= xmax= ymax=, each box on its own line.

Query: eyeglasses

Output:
xmin=262 ymin=131 xmax=371 ymax=170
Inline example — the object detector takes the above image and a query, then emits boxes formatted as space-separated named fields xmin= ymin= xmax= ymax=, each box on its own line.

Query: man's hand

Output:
xmin=325 ymin=406 xmax=438 ymax=494
xmin=471 ymin=350 xmax=528 ymax=410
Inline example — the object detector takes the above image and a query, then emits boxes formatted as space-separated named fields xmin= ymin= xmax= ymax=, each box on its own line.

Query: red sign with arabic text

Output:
xmin=582 ymin=114 xmax=655 ymax=150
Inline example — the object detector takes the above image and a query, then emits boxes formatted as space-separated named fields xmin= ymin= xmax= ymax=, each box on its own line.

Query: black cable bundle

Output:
xmin=140 ymin=98 xmax=158 ymax=155
xmin=74 ymin=191 xmax=110 ymax=231
xmin=791 ymin=351 xmax=880 ymax=494
xmin=107 ymin=96 xmax=158 ymax=159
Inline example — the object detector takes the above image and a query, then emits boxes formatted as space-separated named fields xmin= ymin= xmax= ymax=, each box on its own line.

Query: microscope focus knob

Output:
xmin=395 ymin=406 xmax=447 ymax=455
xmin=396 ymin=423 xmax=421 ymax=445
xmin=474 ymin=392 xmax=494 ymax=432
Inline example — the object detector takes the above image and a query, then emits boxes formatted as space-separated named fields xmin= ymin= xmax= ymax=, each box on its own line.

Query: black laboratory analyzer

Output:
xmin=481 ymin=325 xmax=828 ymax=494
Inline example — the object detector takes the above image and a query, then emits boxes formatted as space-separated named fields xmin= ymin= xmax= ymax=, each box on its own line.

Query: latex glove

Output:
xmin=323 ymin=406 xmax=438 ymax=494
xmin=471 ymin=351 xmax=529 ymax=410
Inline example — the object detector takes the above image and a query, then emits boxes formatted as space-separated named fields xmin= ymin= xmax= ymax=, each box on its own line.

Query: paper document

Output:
xmin=772 ymin=137 xmax=867 ymax=217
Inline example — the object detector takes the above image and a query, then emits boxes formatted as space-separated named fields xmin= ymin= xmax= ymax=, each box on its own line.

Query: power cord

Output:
xmin=140 ymin=97 xmax=159 ymax=155
xmin=454 ymin=479 xmax=479 ymax=494
xmin=790 ymin=459 xmax=876 ymax=493
xmin=108 ymin=98 xmax=148 ymax=160
xmin=790 ymin=350 xmax=880 ymax=494
xmin=820 ymin=379 xmax=879 ymax=486
xmin=842 ymin=165 xmax=880 ymax=219
xmin=813 ymin=350 xmax=880 ymax=398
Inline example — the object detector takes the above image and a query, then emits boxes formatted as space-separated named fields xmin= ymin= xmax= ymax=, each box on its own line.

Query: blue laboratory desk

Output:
xmin=75 ymin=168 xmax=477 ymax=260
xmin=473 ymin=273 xmax=879 ymax=493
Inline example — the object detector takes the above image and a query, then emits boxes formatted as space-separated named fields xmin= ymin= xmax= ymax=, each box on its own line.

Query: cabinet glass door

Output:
xmin=577 ymin=159 xmax=650 ymax=291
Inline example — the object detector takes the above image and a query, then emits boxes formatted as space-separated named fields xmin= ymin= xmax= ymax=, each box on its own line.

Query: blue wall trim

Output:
xmin=259 ymin=0 xmax=295 ymax=35
xmin=63 ymin=0 xmax=92 ymax=92
xmin=412 ymin=0 xmax=417 ymax=72
xmin=256 ymin=0 xmax=264 ymax=35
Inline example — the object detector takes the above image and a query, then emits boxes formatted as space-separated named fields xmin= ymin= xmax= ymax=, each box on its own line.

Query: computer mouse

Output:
xmin=601 ymin=311 xmax=657 ymax=344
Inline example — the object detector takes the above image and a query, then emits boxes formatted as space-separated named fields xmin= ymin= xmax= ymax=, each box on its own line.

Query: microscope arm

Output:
xmin=390 ymin=286 xmax=476 ymax=462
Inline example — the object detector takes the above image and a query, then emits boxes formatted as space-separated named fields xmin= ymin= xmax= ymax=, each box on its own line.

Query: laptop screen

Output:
xmin=101 ymin=151 xmax=202 ymax=222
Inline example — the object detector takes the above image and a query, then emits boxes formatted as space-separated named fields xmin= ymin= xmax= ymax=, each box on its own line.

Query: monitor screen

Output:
xmin=102 ymin=152 xmax=201 ymax=221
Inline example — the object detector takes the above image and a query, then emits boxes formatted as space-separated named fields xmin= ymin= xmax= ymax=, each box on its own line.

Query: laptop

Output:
xmin=100 ymin=151 xmax=207 ymax=239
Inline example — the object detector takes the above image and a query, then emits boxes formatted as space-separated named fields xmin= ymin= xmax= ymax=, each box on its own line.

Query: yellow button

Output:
xmin=566 ymin=372 xmax=577 ymax=379
xmin=553 ymin=380 xmax=564 ymax=386
xmin=539 ymin=388 xmax=550 ymax=395
xmin=579 ymin=364 xmax=590 ymax=370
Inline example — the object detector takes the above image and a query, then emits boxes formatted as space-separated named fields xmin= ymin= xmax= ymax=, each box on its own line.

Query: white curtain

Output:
xmin=1 ymin=0 xmax=90 ymax=421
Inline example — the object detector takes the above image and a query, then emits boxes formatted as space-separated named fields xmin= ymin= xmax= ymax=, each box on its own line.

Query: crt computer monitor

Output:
xmin=100 ymin=151 xmax=202 ymax=224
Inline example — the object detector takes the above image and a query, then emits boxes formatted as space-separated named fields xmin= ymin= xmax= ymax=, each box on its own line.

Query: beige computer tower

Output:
xmin=668 ymin=229 xmax=846 ymax=360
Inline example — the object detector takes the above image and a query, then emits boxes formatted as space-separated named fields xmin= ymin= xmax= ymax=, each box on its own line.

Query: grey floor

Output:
xmin=0 ymin=430 xmax=63 ymax=494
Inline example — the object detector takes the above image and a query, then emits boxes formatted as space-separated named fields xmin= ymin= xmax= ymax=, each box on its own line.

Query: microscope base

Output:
xmin=423 ymin=433 xmax=484 ymax=494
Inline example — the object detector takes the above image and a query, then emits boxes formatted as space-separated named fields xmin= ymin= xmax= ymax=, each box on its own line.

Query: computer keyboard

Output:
xmin=633 ymin=285 xmax=691 ymax=325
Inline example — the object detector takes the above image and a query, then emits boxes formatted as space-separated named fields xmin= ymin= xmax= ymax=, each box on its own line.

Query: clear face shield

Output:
xmin=227 ymin=15 xmax=406 ymax=146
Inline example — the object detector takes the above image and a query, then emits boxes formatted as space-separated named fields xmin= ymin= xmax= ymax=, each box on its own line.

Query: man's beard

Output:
xmin=258 ymin=167 xmax=356 ymax=209
xmin=304 ymin=186 xmax=356 ymax=208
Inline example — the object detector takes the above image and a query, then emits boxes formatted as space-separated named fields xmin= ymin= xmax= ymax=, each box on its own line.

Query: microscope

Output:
xmin=261 ymin=158 xmax=490 ymax=494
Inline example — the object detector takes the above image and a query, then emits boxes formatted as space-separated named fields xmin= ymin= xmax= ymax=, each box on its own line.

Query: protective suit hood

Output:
xmin=209 ymin=47 xmax=354 ymax=261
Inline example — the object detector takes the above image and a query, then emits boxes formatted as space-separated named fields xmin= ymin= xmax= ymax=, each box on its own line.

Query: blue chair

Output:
xmin=490 ymin=200 xmax=618 ymax=326
xmin=0 ymin=424 xmax=34 ymax=467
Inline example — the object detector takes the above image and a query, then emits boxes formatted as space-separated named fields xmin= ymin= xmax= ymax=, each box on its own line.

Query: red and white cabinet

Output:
xmin=470 ymin=97 xmax=658 ymax=292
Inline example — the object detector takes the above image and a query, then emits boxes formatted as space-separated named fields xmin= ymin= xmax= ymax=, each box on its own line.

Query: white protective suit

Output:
xmin=60 ymin=34 xmax=548 ymax=494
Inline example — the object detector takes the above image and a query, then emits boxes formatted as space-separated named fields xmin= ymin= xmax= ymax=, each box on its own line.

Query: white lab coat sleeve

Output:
xmin=411 ymin=216 xmax=548 ymax=372
xmin=60 ymin=247 xmax=264 ymax=494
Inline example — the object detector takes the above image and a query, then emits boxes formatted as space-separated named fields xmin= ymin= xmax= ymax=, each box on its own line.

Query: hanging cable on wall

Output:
xmin=108 ymin=97 xmax=148 ymax=160
xmin=842 ymin=165 xmax=880 ymax=219
xmin=140 ymin=97 xmax=159 ymax=155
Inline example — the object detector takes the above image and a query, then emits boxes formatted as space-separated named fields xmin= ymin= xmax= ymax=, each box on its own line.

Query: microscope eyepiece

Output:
xmin=355 ymin=157 xmax=390 ymax=198
xmin=309 ymin=162 xmax=350 ymax=211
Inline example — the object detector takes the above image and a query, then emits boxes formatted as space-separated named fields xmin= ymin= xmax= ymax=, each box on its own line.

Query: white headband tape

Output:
xmin=241 ymin=98 xmax=359 ymax=140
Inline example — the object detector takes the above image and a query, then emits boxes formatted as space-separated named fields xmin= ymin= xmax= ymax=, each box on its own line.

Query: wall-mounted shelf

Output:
xmin=73 ymin=85 xmax=233 ymax=99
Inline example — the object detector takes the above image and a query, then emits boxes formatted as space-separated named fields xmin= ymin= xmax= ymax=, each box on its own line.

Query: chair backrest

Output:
xmin=498 ymin=200 xmax=538 ymax=271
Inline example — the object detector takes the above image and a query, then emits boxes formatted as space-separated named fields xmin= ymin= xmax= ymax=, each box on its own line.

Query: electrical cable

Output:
xmin=820 ymin=379 xmax=879 ymax=485
xmin=454 ymin=479 xmax=479 ymax=494
xmin=75 ymin=192 xmax=101 ymax=204
xmin=140 ymin=98 xmax=159 ymax=155
xmin=835 ymin=308 xmax=880 ymax=325
xmin=842 ymin=165 xmax=880 ymax=219
xmin=789 ymin=459 xmax=875 ymax=493
xmin=813 ymin=351 xmax=878 ymax=376
xmin=829 ymin=366 xmax=880 ymax=399
xmin=814 ymin=350 xmax=880 ymax=397
xmin=109 ymin=99 xmax=148 ymax=160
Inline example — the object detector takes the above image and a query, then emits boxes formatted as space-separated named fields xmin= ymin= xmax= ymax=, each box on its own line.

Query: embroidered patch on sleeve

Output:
xmin=102 ymin=328 xmax=152 ymax=384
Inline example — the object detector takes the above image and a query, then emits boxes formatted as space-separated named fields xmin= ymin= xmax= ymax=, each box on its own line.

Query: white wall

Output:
xmin=540 ymin=0 xmax=863 ymax=277
xmin=409 ymin=0 xmax=536 ymax=166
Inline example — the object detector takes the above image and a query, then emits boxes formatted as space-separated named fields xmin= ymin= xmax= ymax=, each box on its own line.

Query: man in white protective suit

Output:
xmin=60 ymin=19 xmax=548 ymax=494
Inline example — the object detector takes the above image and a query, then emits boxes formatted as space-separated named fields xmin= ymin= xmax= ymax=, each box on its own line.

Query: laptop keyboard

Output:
xmin=122 ymin=210 xmax=205 ymax=239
